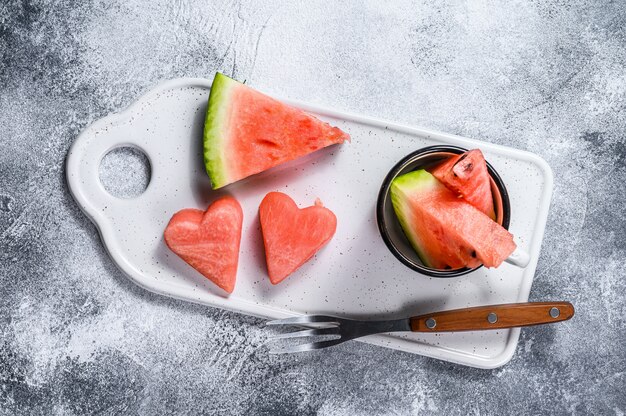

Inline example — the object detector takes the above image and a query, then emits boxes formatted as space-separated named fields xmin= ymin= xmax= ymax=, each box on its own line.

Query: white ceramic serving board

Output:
xmin=67 ymin=78 xmax=553 ymax=368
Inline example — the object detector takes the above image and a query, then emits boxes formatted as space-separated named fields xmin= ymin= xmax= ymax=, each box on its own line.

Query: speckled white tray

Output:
xmin=67 ymin=78 xmax=553 ymax=368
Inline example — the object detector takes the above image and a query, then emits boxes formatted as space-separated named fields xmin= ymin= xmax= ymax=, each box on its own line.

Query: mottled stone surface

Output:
xmin=1 ymin=1 xmax=625 ymax=415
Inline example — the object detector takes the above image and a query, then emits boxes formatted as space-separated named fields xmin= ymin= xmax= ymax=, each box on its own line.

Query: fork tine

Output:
xmin=269 ymin=338 xmax=345 ymax=354
xmin=266 ymin=315 xmax=339 ymax=326
xmin=270 ymin=327 xmax=340 ymax=340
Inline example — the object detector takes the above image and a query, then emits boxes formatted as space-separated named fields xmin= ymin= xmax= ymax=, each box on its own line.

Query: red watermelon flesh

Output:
xmin=391 ymin=170 xmax=515 ymax=269
xmin=259 ymin=192 xmax=337 ymax=284
xmin=204 ymin=73 xmax=350 ymax=189
xmin=430 ymin=149 xmax=495 ymax=220
xmin=163 ymin=197 xmax=243 ymax=293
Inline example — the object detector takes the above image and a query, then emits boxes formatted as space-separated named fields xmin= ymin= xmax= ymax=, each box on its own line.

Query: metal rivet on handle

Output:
xmin=425 ymin=318 xmax=436 ymax=329
xmin=487 ymin=313 xmax=498 ymax=324
xmin=550 ymin=307 xmax=560 ymax=318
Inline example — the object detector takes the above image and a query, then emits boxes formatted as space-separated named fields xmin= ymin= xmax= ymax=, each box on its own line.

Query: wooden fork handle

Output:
xmin=410 ymin=302 xmax=574 ymax=332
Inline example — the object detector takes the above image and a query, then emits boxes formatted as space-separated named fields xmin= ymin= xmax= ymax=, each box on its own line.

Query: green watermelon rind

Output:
xmin=204 ymin=73 xmax=238 ymax=189
xmin=390 ymin=170 xmax=440 ymax=268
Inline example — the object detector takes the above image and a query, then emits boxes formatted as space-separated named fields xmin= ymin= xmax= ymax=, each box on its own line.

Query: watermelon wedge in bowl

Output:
xmin=377 ymin=145 xmax=528 ymax=277
xmin=431 ymin=149 xmax=496 ymax=220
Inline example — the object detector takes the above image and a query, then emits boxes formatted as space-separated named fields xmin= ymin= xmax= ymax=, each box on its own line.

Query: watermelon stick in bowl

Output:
xmin=376 ymin=145 xmax=530 ymax=277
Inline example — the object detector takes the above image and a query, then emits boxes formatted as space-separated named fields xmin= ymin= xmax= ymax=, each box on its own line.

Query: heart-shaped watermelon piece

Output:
xmin=259 ymin=192 xmax=337 ymax=284
xmin=164 ymin=197 xmax=243 ymax=293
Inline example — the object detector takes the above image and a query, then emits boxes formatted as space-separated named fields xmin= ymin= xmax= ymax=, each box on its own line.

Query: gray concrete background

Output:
xmin=1 ymin=1 xmax=625 ymax=415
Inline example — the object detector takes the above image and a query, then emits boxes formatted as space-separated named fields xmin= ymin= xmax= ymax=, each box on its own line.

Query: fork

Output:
xmin=266 ymin=301 xmax=574 ymax=353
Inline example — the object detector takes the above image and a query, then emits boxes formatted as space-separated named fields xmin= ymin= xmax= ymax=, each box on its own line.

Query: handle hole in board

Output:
xmin=99 ymin=146 xmax=151 ymax=199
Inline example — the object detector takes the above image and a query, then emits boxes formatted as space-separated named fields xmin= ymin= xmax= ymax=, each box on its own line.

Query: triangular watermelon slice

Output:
xmin=430 ymin=149 xmax=495 ymax=220
xmin=391 ymin=170 xmax=515 ymax=269
xmin=259 ymin=192 xmax=337 ymax=284
xmin=163 ymin=197 xmax=243 ymax=293
xmin=204 ymin=73 xmax=350 ymax=189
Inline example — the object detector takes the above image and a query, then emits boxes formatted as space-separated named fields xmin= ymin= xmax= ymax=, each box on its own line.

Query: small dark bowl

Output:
xmin=376 ymin=145 xmax=511 ymax=277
